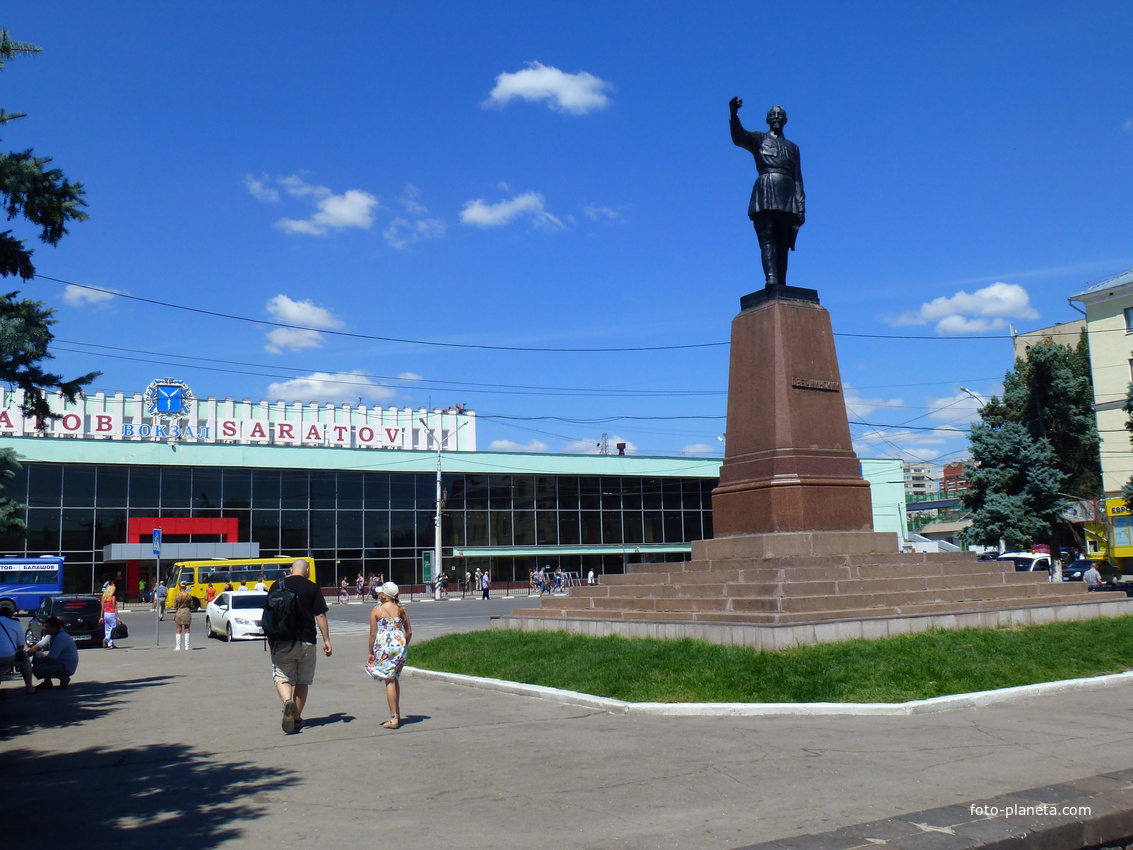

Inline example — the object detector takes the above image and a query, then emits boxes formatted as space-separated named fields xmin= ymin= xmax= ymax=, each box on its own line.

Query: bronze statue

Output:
xmin=729 ymin=97 xmax=805 ymax=287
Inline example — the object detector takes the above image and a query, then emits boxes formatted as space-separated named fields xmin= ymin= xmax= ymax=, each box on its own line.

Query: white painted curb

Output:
xmin=405 ymin=667 xmax=1133 ymax=716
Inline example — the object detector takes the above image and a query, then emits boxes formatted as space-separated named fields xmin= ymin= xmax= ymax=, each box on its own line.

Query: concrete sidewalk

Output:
xmin=3 ymin=630 xmax=1133 ymax=849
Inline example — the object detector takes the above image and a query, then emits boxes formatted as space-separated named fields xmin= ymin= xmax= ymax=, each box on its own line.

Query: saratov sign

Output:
xmin=0 ymin=379 xmax=422 ymax=451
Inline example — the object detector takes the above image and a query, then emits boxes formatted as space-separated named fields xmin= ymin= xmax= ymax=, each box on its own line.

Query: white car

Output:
xmin=205 ymin=590 xmax=268 ymax=641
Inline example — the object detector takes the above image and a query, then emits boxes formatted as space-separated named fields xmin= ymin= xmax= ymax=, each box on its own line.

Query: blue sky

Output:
xmin=3 ymin=2 xmax=1132 ymax=468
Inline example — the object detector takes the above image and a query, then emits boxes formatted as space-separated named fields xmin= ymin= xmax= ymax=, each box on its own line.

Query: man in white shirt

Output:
xmin=27 ymin=616 xmax=79 ymax=689
xmin=1083 ymin=563 xmax=1102 ymax=589
xmin=0 ymin=608 xmax=35 ymax=694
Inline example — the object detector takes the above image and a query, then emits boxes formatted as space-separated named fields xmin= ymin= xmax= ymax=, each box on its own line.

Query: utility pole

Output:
xmin=420 ymin=414 xmax=466 ymax=598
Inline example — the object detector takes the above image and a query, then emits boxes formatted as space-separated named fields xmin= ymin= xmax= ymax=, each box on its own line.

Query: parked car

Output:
xmin=1061 ymin=558 xmax=1092 ymax=582
xmin=996 ymin=552 xmax=1052 ymax=573
xmin=975 ymin=552 xmax=998 ymax=561
xmin=25 ymin=595 xmax=103 ymax=647
xmin=205 ymin=590 xmax=268 ymax=641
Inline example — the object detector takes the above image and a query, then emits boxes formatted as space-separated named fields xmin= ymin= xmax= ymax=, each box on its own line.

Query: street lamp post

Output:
xmin=419 ymin=416 xmax=466 ymax=600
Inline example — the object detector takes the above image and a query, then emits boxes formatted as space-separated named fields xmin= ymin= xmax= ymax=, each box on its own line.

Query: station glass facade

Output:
xmin=0 ymin=461 xmax=715 ymax=594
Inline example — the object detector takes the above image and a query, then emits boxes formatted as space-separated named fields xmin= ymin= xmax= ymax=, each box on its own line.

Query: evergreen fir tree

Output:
xmin=960 ymin=335 xmax=1099 ymax=549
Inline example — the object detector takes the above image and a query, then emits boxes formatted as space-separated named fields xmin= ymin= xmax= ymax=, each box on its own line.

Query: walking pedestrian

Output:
xmin=480 ymin=569 xmax=491 ymax=601
xmin=100 ymin=585 xmax=120 ymax=649
xmin=268 ymin=559 xmax=332 ymax=734
xmin=173 ymin=582 xmax=194 ymax=650
xmin=339 ymin=578 xmax=350 ymax=605
xmin=365 ymin=581 xmax=412 ymax=730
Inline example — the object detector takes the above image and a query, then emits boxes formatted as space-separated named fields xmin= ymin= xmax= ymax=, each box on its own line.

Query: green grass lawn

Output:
xmin=410 ymin=617 xmax=1133 ymax=703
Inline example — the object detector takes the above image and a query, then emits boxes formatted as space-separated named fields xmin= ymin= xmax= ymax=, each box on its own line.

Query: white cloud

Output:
xmin=1124 ymin=118 xmax=1133 ymax=133
xmin=886 ymin=282 xmax=1039 ymax=334
xmin=243 ymin=174 xmax=280 ymax=203
xmin=246 ymin=174 xmax=378 ymax=236
xmin=460 ymin=191 xmax=564 ymax=231
xmin=398 ymin=372 xmax=423 ymax=381
xmin=383 ymin=185 xmax=447 ymax=249
xmin=843 ymin=388 xmax=904 ymax=420
xmin=484 ymin=62 xmax=612 ymax=115
xmin=562 ymin=436 xmax=638 ymax=455
xmin=264 ymin=294 xmax=346 ymax=354
xmin=62 ymin=284 xmax=120 ymax=307
xmin=489 ymin=439 xmax=550 ymax=453
xmin=852 ymin=428 xmax=948 ymax=464
xmin=583 ymin=204 xmax=626 ymax=223
xmin=267 ymin=371 xmax=397 ymax=404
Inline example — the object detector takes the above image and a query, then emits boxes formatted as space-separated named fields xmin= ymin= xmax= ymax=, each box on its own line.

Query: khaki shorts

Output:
xmin=271 ymin=641 xmax=317 ymax=686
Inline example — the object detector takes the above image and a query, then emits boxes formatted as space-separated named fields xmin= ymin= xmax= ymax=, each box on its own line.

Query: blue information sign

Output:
xmin=152 ymin=528 xmax=162 ymax=556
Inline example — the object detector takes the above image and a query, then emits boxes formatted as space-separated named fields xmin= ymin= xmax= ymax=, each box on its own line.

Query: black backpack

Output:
xmin=262 ymin=579 xmax=300 ymax=645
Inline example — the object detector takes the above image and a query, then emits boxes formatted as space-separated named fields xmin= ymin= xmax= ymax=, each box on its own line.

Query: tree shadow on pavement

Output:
xmin=0 ymin=743 xmax=296 ymax=846
xmin=0 ymin=676 xmax=174 ymax=737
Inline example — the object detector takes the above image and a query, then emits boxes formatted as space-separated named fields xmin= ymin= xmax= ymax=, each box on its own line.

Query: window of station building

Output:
xmin=622 ymin=479 xmax=643 ymax=511
xmin=363 ymin=472 xmax=389 ymax=507
xmin=663 ymin=511 xmax=683 ymax=542
xmin=27 ymin=463 xmax=63 ymax=508
xmin=338 ymin=472 xmax=364 ymax=510
xmin=601 ymin=479 xmax=622 ymax=511
xmin=439 ymin=473 xmax=464 ymax=511
xmin=224 ymin=509 xmax=251 ymax=542
xmin=555 ymin=476 xmax=580 ymax=510
xmin=642 ymin=478 xmax=663 ymax=511
xmin=364 ymin=511 xmax=391 ymax=549
xmin=581 ymin=511 xmax=601 ymax=544
xmin=280 ymin=471 xmax=308 ymax=509
xmin=441 ymin=513 xmax=464 ymax=547
xmin=24 ymin=508 xmax=60 ymax=550
xmin=309 ymin=471 xmax=337 ymax=510
xmin=487 ymin=475 xmax=513 ymax=508
xmin=62 ymin=466 xmax=96 ymax=507
xmin=462 ymin=474 xmax=488 ymax=510
xmin=309 ymin=511 xmax=338 ymax=549
xmin=337 ymin=510 xmax=363 ymax=549
xmin=536 ymin=476 xmax=559 ymax=509
xmin=537 ymin=512 xmax=559 ymax=546
xmin=61 ymin=509 xmax=94 ymax=551
xmin=280 ymin=510 xmax=308 ymax=551
xmin=602 ymin=513 xmax=622 ymax=544
xmin=415 ymin=511 xmax=434 ymax=548
xmin=511 ymin=476 xmax=535 ymax=510
xmin=4 ymin=464 xmax=27 ymax=506
xmin=1126 ymin=307 xmax=1133 ymax=333
xmin=389 ymin=474 xmax=417 ymax=509
xmin=683 ymin=511 xmax=704 ymax=541
xmin=124 ymin=467 xmax=159 ymax=508
xmin=489 ymin=510 xmax=512 ymax=546
xmin=643 ymin=511 xmax=663 ymax=543
xmin=221 ymin=468 xmax=251 ymax=509
xmin=579 ymin=477 xmax=601 ymax=510
xmin=251 ymin=509 xmax=281 ymax=549
xmin=623 ymin=513 xmax=644 ymax=545
xmin=512 ymin=510 xmax=535 ymax=545
xmin=553 ymin=511 xmax=577 ymax=545
xmin=389 ymin=510 xmax=417 ymax=547
xmin=92 ymin=469 xmax=126 ymax=510
xmin=661 ymin=478 xmax=682 ymax=510
xmin=93 ymin=509 xmax=127 ymax=549
xmin=192 ymin=468 xmax=223 ymax=511
xmin=161 ymin=468 xmax=193 ymax=509
xmin=465 ymin=510 xmax=488 ymax=546
xmin=251 ymin=470 xmax=281 ymax=508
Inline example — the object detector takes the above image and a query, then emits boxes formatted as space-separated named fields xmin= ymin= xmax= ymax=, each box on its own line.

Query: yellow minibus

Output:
xmin=164 ymin=557 xmax=317 ymax=611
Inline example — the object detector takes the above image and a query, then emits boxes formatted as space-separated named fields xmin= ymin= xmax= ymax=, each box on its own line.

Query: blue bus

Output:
xmin=0 ymin=556 xmax=65 ymax=614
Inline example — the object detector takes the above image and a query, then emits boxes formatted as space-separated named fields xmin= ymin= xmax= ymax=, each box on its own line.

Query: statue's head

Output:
xmin=765 ymin=105 xmax=787 ymax=131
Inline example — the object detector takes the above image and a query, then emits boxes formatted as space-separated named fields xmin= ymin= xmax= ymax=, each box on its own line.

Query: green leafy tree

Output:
xmin=0 ymin=30 xmax=99 ymax=534
xmin=1120 ymin=384 xmax=1133 ymax=507
xmin=960 ymin=335 xmax=1099 ymax=549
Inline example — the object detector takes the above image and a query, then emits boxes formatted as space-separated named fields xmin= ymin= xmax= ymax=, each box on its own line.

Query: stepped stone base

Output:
xmin=501 ymin=532 xmax=1133 ymax=648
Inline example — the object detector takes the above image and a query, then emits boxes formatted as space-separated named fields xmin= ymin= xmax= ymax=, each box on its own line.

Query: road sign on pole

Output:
xmin=152 ymin=527 xmax=162 ymax=557
xmin=422 ymin=551 xmax=434 ymax=584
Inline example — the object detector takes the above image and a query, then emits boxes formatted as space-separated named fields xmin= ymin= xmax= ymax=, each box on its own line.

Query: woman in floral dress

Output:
xmin=365 ymin=581 xmax=412 ymax=729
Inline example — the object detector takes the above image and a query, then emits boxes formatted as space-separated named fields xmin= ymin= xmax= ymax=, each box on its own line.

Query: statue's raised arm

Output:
xmin=729 ymin=98 xmax=805 ymax=288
